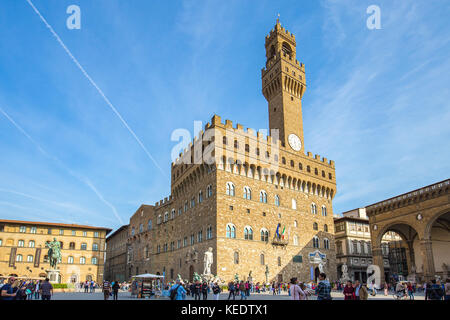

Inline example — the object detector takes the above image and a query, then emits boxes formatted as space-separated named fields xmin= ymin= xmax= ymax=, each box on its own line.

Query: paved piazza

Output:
xmin=48 ymin=290 xmax=425 ymax=300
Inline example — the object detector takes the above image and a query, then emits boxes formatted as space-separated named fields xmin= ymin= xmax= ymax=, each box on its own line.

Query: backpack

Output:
xmin=170 ymin=285 xmax=181 ymax=300
xmin=429 ymin=287 xmax=443 ymax=300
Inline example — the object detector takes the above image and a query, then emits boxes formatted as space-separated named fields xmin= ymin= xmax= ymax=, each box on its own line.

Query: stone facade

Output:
xmin=104 ymin=224 xmax=128 ymax=282
xmin=366 ymin=179 xmax=450 ymax=282
xmin=0 ymin=219 xmax=110 ymax=283
xmin=334 ymin=208 xmax=404 ymax=282
xmin=123 ymin=20 xmax=338 ymax=284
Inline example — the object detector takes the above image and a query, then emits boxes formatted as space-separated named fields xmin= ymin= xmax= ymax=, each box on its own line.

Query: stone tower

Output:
xmin=262 ymin=18 xmax=306 ymax=152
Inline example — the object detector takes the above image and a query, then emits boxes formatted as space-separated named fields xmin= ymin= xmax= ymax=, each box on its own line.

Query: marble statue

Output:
xmin=203 ymin=247 xmax=213 ymax=275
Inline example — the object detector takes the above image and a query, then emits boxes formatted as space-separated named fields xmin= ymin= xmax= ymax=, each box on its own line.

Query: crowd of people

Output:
xmin=0 ymin=276 xmax=53 ymax=300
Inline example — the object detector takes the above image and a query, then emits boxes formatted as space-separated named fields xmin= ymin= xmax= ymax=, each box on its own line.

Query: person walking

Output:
xmin=407 ymin=282 xmax=414 ymax=300
xmin=102 ymin=280 xmax=111 ymax=300
xmin=112 ymin=280 xmax=120 ymax=300
xmin=444 ymin=278 xmax=450 ymax=301
xmin=227 ymin=281 xmax=235 ymax=300
xmin=343 ymin=280 xmax=355 ymax=300
xmin=359 ymin=283 xmax=369 ymax=300
xmin=383 ymin=282 xmax=388 ymax=296
xmin=239 ymin=281 xmax=247 ymax=300
xmin=353 ymin=280 xmax=361 ymax=300
xmin=0 ymin=277 xmax=17 ymax=300
xmin=201 ymin=281 xmax=208 ymax=300
xmin=193 ymin=280 xmax=201 ymax=301
xmin=34 ymin=280 xmax=40 ymax=300
xmin=170 ymin=279 xmax=187 ymax=300
xmin=427 ymin=279 xmax=444 ymax=300
xmin=40 ymin=278 xmax=53 ymax=300
xmin=315 ymin=273 xmax=332 ymax=300
xmin=212 ymin=282 xmax=221 ymax=300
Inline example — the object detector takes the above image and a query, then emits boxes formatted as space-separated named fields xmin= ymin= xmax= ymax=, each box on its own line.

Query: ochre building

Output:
xmin=0 ymin=219 xmax=111 ymax=283
xmin=124 ymin=20 xmax=338 ymax=284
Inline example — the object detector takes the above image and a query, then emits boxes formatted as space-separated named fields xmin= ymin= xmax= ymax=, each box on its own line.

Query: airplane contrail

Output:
xmin=25 ymin=0 xmax=167 ymax=177
xmin=0 ymin=106 xmax=124 ymax=225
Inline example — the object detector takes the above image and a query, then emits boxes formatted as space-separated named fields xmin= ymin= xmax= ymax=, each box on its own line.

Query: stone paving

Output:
xmin=45 ymin=290 xmax=425 ymax=300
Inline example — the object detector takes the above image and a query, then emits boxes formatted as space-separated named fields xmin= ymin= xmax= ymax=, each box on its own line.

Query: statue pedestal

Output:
xmin=46 ymin=269 xmax=61 ymax=284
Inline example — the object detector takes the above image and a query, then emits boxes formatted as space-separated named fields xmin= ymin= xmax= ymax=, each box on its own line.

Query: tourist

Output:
xmin=359 ymin=283 xmax=369 ymax=300
xmin=112 ymin=280 xmax=120 ymax=300
xmin=193 ymin=280 xmax=201 ymax=300
xmin=26 ymin=281 xmax=34 ymax=300
xmin=89 ymin=280 xmax=95 ymax=293
xmin=170 ymin=279 xmax=187 ymax=300
xmin=395 ymin=281 xmax=406 ymax=299
xmin=212 ymin=282 xmax=221 ymax=300
xmin=239 ymin=281 xmax=247 ymax=300
xmin=34 ymin=280 xmax=40 ymax=300
xmin=245 ymin=281 xmax=250 ymax=297
xmin=427 ymin=279 xmax=444 ymax=300
xmin=299 ymin=282 xmax=309 ymax=300
xmin=354 ymin=280 xmax=361 ymax=300
xmin=343 ymin=280 xmax=354 ymax=300
xmin=201 ymin=281 xmax=208 ymax=300
xmin=386 ymin=282 xmax=391 ymax=294
xmin=102 ymin=280 xmax=111 ymax=300
xmin=407 ymin=282 xmax=414 ymax=300
xmin=40 ymin=278 xmax=53 ymax=300
xmin=0 ymin=277 xmax=17 ymax=300
xmin=444 ymin=278 xmax=450 ymax=301
xmin=289 ymin=277 xmax=305 ymax=300
xmin=227 ymin=281 xmax=235 ymax=300
xmin=315 ymin=273 xmax=332 ymax=300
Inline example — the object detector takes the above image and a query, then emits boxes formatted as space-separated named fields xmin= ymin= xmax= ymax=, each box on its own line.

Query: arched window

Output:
xmin=80 ymin=257 xmax=86 ymax=264
xmin=323 ymin=238 xmax=330 ymax=250
xmin=260 ymin=254 xmax=265 ymax=265
xmin=92 ymin=243 xmax=99 ymax=251
xmin=206 ymin=185 xmax=213 ymax=198
xmin=299 ymin=163 xmax=303 ymax=170
xmin=16 ymin=254 xmax=23 ymax=262
xmin=243 ymin=186 xmax=252 ymax=200
xmin=131 ymin=227 xmax=135 ymax=236
xmin=313 ymin=237 xmax=319 ymax=248
xmin=80 ymin=243 xmax=87 ymax=250
xmin=274 ymin=195 xmax=280 ymax=206
xmin=139 ymin=223 xmax=143 ymax=233
xmin=294 ymin=220 xmax=298 ymax=227
xmin=234 ymin=251 xmax=239 ymax=264
xmin=226 ymin=182 xmax=235 ymax=196
xmin=226 ymin=224 xmax=236 ymax=239
xmin=164 ymin=212 xmax=169 ymax=222
xmin=244 ymin=226 xmax=253 ymax=240
xmin=324 ymin=224 xmax=328 ymax=232
xmin=184 ymin=201 xmax=188 ymax=212
xmin=148 ymin=220 xmax=152 ymax=230
xmin=311 ymin=203 xmax=317 ymax=214
xmin=322 ymin=206 xmax=327 ymax=216
xmin=92 ymin=257 xmax=98 ymax=265
xmin=293 ymin=235 xmax=298 ymax=245
xmin=207 ymin=226 xmax=213 ymax=239
xmin=223 ymin=136 xmax=227 ymax=145
xmin=260 ymin=229 xmax=269 ymax=242
xmin=18 ymin=240 xmax=24 ymax=247
xmin=68 ymin=256 xmax=74 ymax=264
xmin=313 ymin=222 xmax=318 ymax=230
xmin=69 ymin=242 xmax=75 ymax=250
xmin=277 ymin=256 xmax=282 ymax=266
xmin=29 ymin=240 xmax=35 ymax=248
xmin=292 ymin=198 xmax=297 ymax=210
xmin=171 ymin=209 xmax=175 ymax=219
xmin=282 ymin=157 xmax=286 ymax=165
xmin=198 ymin=191 xmax=203 ymax=203
xmin=259 ymin=190 xmax=267 ymax=203
xmin=27 ymin=255 xmax=33 ymax=262
xmin=282 ymin=42 xmax=292 ymax=56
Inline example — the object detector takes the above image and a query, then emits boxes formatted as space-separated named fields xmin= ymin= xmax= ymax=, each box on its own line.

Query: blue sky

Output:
xmin=0 ymin=0 xmax=449 ymax=231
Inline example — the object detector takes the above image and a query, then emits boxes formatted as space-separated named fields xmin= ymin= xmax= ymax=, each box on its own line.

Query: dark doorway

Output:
xmin=314 ymin=267 xmax=320 ymax=282
xmin=189 ymin=265 xmax=194 ymax=282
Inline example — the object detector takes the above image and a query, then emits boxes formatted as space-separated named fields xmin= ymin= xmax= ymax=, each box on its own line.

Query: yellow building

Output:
xmin=0 ymin=219 xmax=111 ymax=283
